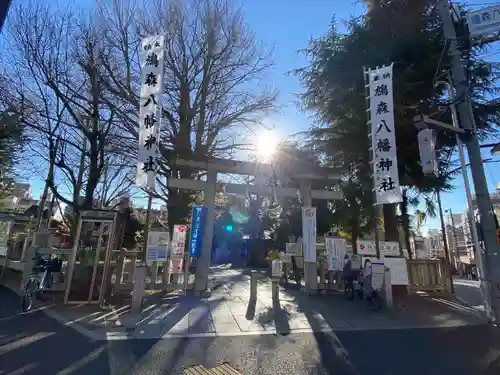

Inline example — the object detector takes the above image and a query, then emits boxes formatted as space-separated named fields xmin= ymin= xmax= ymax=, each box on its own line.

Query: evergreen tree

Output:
xmin=296 ymin=0 xmax=499 ymax=240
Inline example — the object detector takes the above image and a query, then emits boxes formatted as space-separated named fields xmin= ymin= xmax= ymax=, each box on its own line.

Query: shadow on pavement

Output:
xmin=245 ymin=296 xmax=256 ymax=320
xmin=0 ymin=285 xmax=229 ymax=374
xmin=280 ymin=285 xmax=500 ymax=374
xmin=0 ymin=286 xmax=106 ymax=375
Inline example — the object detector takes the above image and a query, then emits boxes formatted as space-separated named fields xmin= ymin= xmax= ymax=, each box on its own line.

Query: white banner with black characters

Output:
xmin=369 ymin=64 xmax=402 ymax=204
xmin=136 ymin=35 xmax=165 ymax=189
xmin=302 ymin=207 xmax=317 ymax=263
xmin=325 ymin=237 xmax=346 ymax=271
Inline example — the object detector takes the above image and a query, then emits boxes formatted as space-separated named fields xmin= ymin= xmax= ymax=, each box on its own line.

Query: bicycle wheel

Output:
xmin=370 ymin=292 xmax=382 ymax=311
xmin=344 ymin=282 xmax=354 ymax=300
xmin=21 ymin=280 xmax=37 ymax=312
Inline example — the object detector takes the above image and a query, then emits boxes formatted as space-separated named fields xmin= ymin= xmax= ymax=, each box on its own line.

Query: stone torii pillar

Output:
xmin=294 ymin=171 xmax=340 ymax=294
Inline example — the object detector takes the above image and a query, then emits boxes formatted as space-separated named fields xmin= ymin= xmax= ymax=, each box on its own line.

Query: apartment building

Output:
xmin=0 ymin=183 xmax=57 ymax=217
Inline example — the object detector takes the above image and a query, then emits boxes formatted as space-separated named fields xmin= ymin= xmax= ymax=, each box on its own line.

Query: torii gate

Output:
xmin=168 ymin=157 xmax=343 ymax=294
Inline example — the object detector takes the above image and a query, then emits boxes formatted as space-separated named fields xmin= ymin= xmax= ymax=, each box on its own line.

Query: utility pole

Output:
xmin=436 ymin=77 xmax=483 ymax=275
xmin=438 ymin=0 xmax=498 ymax=321
xmin=447 ymin=209 xmax=460 ymax=272
xmin=436 ymin=188 xmax=454 ymax=292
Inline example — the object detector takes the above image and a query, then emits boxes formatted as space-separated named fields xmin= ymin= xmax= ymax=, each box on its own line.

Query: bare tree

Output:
xmin=96 ymin=0 xmax=278 ymax=225
xmin=94 ymin=153 xmax=134 ymax=208
xmin=2 ymin=2 xmax=131 ymax=232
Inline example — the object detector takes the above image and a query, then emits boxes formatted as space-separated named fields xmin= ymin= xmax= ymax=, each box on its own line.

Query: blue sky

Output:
xmin=19 ymin=0 xmax=500 ymax=234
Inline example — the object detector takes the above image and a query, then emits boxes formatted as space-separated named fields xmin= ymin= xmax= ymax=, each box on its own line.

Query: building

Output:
xmin=0 ymin=182 xmax=35 ymax=211
xmin=425 ymin=228 xmax=445 ymax=258
xmin=439 ymin=184 xmax=500 ymax=275
xmin=0 ymin=182 xmax=58 ymax=216
xmin=445 ymin=212 xmax=473 ymax=273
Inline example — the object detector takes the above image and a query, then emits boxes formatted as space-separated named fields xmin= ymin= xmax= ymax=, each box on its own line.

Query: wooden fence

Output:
xmin=407 ymin=259 xmax=452 ymax=294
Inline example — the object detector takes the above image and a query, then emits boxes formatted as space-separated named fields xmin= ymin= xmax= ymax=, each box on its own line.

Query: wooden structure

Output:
xmin=406 ymin=259 xmax=452 ymax=294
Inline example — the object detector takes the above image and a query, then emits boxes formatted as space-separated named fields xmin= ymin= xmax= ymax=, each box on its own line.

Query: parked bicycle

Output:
xmin=360 ymin=274 xmax=382 ymax=311
xmin=22 ymin=253 xmax=62 ymax=312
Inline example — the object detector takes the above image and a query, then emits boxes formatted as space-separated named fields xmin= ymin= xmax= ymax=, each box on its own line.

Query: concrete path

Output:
xmin=30 ymin=268 xmax=487 ymax=342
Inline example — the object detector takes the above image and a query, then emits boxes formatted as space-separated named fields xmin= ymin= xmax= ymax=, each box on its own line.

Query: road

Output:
xmin=1 ymin=286 xmax=500 ymax=375
xmin=453 ymin=278 xmax=485 ymax=311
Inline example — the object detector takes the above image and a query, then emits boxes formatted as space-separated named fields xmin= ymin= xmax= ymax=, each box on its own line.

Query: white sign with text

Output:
xmin=302 ymin=207 xmax=317 ymax=262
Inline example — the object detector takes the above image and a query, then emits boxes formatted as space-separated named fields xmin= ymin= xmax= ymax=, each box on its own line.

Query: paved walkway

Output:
xmin=35 ymin=269 xmax=487 ymax=341
xmin=2 ymin=270 xmax=498 ymax=374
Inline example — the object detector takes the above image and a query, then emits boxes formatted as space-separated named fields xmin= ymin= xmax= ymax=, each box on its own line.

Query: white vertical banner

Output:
xmin=170 ymin=225 xmax=187 ymax=274
xmin=302 ymin=207 xmax=317 ymax=262
xmin=325 ymin=237 xmax=347 ymax=271
xmin=369 ymin=64 xmax=402 ymax=204
xmin=136 ymin=35 xmax=165 ymax=189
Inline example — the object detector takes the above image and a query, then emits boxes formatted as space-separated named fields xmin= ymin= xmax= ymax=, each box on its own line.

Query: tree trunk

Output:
xmin=383 ymin=204 xmax=398 ymax=242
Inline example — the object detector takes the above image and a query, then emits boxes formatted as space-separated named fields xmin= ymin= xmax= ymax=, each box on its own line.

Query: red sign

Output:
xmin=178 ymin=226 xmax=185 ymax=232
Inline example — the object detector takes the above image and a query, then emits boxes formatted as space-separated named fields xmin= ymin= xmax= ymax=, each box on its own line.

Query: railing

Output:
xmin=1 ymin=244 xmax=194 ymax=304
xmin=407 ymin=259 xmax=452 ymax=294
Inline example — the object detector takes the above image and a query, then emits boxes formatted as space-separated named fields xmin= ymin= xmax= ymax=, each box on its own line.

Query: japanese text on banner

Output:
xmin=189 ymin=206 xmax=208 ymax=257
xmin=302 ymin=207 xmax=317 ymax=262
xmin=369 ymin=64 xmax=402 ymax=204
xmin=136 ymin=35 xmax=165 ymax=189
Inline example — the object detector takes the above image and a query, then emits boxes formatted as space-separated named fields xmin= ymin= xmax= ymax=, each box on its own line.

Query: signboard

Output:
xmin=136 ymin=35 xmax=165 ymax=189
xmin=280 ymin=252 xmax=292 ymax=263
xmin=362 ymin=256 xmax=408 ymax=286
xmin=383 ymin=257 xmax=409 ymax=285
xmin=417 ymin=129 xmax=438 ymax=176
xmin=170 ymin=225 xmax=187 ymax=273
xmin=172 ymin=225 xmax=186 ymax=243
xmin=357 ymin=240 xmax=377 ymax=256
xmin=302 ymin=207 xmax=317 ymax=262
xmin=146 ymin=247 xmax=159 ymax=264
xmin=188 ymin=206 xmax=208 ymax=257
xmin=149 ymin=231 xmax=170 ymax=247
xmin=467 ymin=5 xmax=500 ymax=38
xmin=285 ymin=243 xmax=302 ymax=256
xmin=350 ymin=254 xmax=361 ymax=270
xmin=356 ymin=240 xmax=400 ymax=257
xmin=325 ymin=237 xmax=346 ymax=271
xmin=146 ymin=231 xmax=170 ymax=263
xmin=368 ymin=64 xmax=402 ymax=204
xmin=371 ymin=262 xmax=385 ymax=291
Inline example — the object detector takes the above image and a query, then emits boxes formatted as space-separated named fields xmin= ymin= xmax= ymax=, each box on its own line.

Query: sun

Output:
xmin=255 ymin=130 xmax=278 ymax=160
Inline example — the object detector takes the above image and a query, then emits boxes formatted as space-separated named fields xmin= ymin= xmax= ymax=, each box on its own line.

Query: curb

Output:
xmin=102 ymin=320 xmax=488 ymax=341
